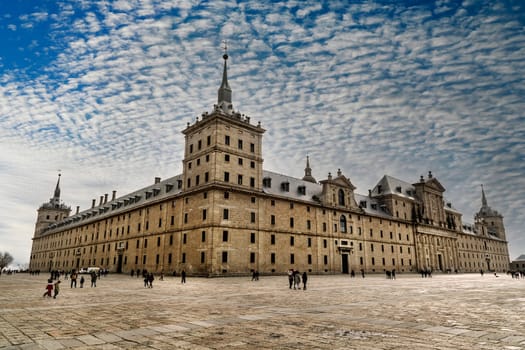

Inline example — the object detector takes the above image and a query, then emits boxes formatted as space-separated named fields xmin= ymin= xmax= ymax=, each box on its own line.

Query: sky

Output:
xmin=0 ymin=0 xmax=524 ymax=267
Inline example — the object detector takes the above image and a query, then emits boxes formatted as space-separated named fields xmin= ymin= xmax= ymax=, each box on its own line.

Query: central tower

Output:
xmin=182 ymin=53 xmax=265 ymax=193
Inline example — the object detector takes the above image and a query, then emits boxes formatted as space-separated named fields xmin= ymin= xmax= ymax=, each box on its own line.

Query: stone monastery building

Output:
xmin=29 ymin=54 xmax=510 ymax=276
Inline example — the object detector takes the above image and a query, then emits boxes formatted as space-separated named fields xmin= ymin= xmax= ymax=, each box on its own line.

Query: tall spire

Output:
xmin=50 ymin=173 xmax=61 ymax=207
xmin=302 ymin=155 xmax=317 ymax=183
xmin=217 ymin=40 xmax=233 ymax=114
xmin=481 ymin=184 xmax=488 ymax=207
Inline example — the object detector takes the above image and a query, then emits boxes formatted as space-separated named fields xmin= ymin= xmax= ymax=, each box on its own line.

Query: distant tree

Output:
xmin=0 ymin=252 xmax=14 ymax=270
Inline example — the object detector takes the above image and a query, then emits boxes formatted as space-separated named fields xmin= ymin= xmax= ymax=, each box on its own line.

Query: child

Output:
xmin=43 ymin=279 xmax=53 ymax=297
xmin=53 ymin=280 xmax=61 ymax=299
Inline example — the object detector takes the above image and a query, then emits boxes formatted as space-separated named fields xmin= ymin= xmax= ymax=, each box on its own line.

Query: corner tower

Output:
xmin=182 ymin=52 xmax=265 ymax=193
xmin=475 ymin=185 xmax=506 ymax=240
xmin=34 ymin=174 xmax=71 ymax=236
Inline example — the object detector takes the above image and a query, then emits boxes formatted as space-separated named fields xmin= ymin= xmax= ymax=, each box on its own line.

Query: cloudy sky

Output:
xmin=1 ymin=0 xmax=524 ymax=266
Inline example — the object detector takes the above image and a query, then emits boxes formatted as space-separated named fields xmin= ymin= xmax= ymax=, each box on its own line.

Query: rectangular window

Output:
xmin=238 ymin=174 xmax=243 ymax=185
xmin=250 ymin=177 xmax=255 ymax=187
xmin=205 ymin=172 xmax=209 ymax=182
xmin=223 ymin=209 xmax=229 ymax=220
xmin=307 ymin=220 xmax=311 ymax=230
xmin=144 ymin=239 xmax=148 ymax=248
xmin=207 ymin=135 xmax=211 ymax=146
xmin=308 ymin=254 xmax=312 ymax=264
xmin=324 ymin=255 xmax=328 ymax=265
xmin=222 ymin=251 xmax=228 ymax=263
xmin=136 ymin=240 xmax=139 ymax=249
xmin=224 ymin=191 xmax=229 ymax=199
xmin=290 ymin=217 xmax=294 ymax=228
xmin=156 ymin=254 xmax=160 ymax=264
xmin=271 ymin=253 xmax=276 ymax=264
xmin=170 ymin=235 xmax=173 ymax=245
xmin=182 ymin=253 xmax=186 ymax=263
xmin=183 ymin=234 xmax=187 ymax=244
xmin=308 ymin=237 xmax=312 ymax=247
xmin=250 ymin=212 xmax=256 ymax=223
xmin=250 ymin=232 xmax=256 ymax=243
xmin=203 ymin=209 xmax=207 ymax=221
xmin=250 ymin=252 xmax=255 ymax=263
xmin=201 ymin=231 xmax=206 ymax=242
xmin=195 ymin=175 xmax=200 ymax=185
xmin=323 ymin=239 xmax=327 ymax=248
xmin=225 ymin=154 xmax=230 ymax=162
xmin=224 ymin=172 xmax=230 ymax=182
xmin=184 ymin=213 xmax=188 ymax=223
xmin=225 ymin=135 xmax=230 ymax=145
xmin=290 ymin=254 xmax=295 ymax=264
xmin=271 ymin=234 xmax=276 ymax=245
xmin=290 ymin=236 xmax=294 ymax=246
xmin=238 ymin=139 xmax=243 ymax=149
xmin=250 ymin=143 xmax=255 ymax=152
xmin=157 ymin=237 xmax=161 ymax=247
xmin=168 ymin=253 xmax=172 ymax=264
xmin=238 ymin=158 xmax=243 ymax=165
xmin=201 ymin=252 xmax=205 ymax=264
xmin=171 ymin=216 xmax=175 ymax=225
xmin=223 ymin=230 xmax=229 ymax=242
xmin=198 ymin=140 xmax=202 ymax=150
xmin=271 ymin=215 xmax=276 ymax=225
xmin=250 ymin=161 xmax=255 ymax=168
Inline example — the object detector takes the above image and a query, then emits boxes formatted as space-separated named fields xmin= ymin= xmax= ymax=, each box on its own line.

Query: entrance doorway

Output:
xmin=341 ymin=254 xmax=349 ymax=274
xmin=437 ymin=254 xmax=443 ymax=271
xmin=117 ymin=254 xmax=123 ymax=273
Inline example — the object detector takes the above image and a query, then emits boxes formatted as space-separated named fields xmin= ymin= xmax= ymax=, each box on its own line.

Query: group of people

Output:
xmin=288 ymin=269 xmax=307 ymax=290
xmin=42 ymin=269 xmax=100 ymax=298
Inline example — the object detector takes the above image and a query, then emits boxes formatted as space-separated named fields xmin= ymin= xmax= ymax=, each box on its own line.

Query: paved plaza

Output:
xmin=0 ymin=272 xmax=524 ymax=349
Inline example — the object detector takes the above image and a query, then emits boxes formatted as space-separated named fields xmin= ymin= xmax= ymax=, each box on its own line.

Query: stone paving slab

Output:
xmin=1 ymin=273 xmax=524 ymax=349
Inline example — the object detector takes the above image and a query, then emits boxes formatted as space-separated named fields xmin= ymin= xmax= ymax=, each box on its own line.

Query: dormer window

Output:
xmin=298 ymin=186 xmax=306 ymax=195
xmin=281 ymin=182 xmax=290 ymax=192
xmin=263 ymin=177 xmax=272 ymax=188
xmin=166 ymin=184 xmax=173 ymax=192
xmin=359 ymin=200 xmax=367 ymax=208
xmin=396 ymin=186 xmax=402 ymax=193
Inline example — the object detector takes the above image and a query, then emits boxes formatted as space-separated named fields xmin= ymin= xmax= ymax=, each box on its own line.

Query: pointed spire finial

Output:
xmin=218 ymin=40 xmax=232 ymax=114
xmin=302 ymin=155 xmax=317 ymax=183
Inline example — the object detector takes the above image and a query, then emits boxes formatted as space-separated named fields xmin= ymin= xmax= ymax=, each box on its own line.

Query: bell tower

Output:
xmin=181 ymin=50 xmax=265 ymax=193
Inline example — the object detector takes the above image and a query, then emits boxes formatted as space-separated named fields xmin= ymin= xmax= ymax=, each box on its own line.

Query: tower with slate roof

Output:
xmin=475 ymin=185 xmax=506 ymax=240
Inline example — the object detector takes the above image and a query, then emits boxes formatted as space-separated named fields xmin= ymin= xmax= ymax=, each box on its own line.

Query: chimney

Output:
xmin=368 ymin=189 xmax=372 ymax=197
xmin=112 ymin=190 xmax=117 ymax=201
xmin=155 ymin=177 xmax=161 ymax=184
xmin=76 ymin=206 xmax=80 ymax=214
xmin=104 ymin=193 xmax=108 ymax=203
xmin=99 ymin=196 xmax=104 ymax=206
xmin=91 ymin=199 xmax=96 ymax=208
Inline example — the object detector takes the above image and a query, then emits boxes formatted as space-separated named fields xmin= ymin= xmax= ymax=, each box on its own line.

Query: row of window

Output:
xmin=188 ymin=135 xmax=256 ymax=153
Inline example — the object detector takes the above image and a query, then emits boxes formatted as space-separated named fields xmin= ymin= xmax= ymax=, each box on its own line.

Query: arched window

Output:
xmin=338 ymin=189 xmax=345 ymax=206
xmin=340 ymin=215 xmax=347 ymax=233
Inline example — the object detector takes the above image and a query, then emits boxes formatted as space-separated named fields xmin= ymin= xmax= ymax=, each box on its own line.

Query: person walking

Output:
xmin=288 ymin=269 xmax=294 ymax=289
xmin=181 ymin=270 xmax=186 ymax=284
xmin=53 ymin=280 xmax=61 ymax=299
xmin=294 ymin=271 xmax=301 ymax=290
xmin=80 ymin=276 xmax=85 ymax=288
xmin=43 ymin=279 xmax=53 ymax=297
xmin=90 ymin=272 xmax=97 ymax=287
xmin=70 ymin=271 xmax=77 ymax=288
xmin=302 ymin=271 xmax=308 ymax=290
xmin=147 ymin=273 xmax=154 ymax=288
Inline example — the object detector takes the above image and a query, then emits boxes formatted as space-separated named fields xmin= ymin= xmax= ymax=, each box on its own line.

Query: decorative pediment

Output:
xmin=425 ymin=178 xmax=446 ymax=193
